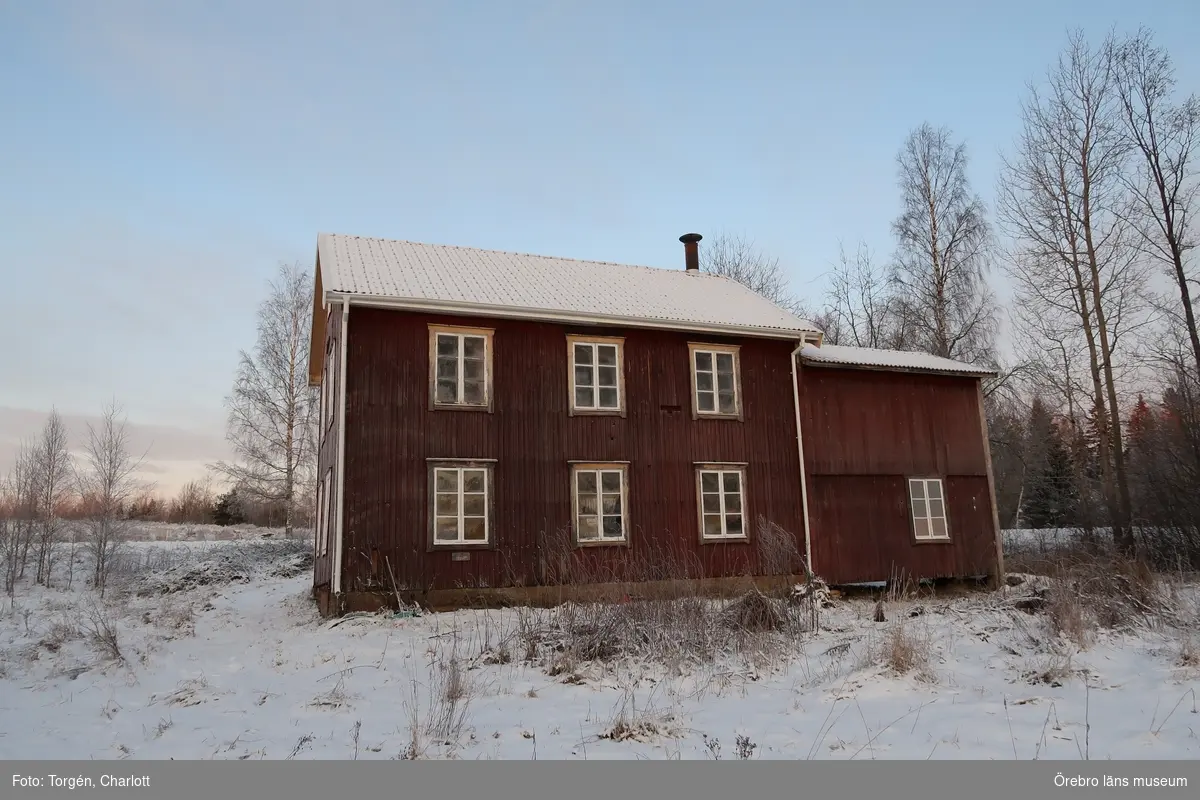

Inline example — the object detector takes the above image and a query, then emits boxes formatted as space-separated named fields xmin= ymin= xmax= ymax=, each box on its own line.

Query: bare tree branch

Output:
xmin=698 ymin=231 xmax=804 ymax=314
xmin=211 ymin=261 xmax=318 ymax=536
xmin=890 ymin=123 xmax=1000 ymax=365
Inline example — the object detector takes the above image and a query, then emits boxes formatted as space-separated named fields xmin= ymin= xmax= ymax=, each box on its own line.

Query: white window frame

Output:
xmin=316 ymin=469 xmax=332 ymax=556
xmin=570 ymin=462 xmax=629 ymax=546
xmin=567 ymin=335 xmax=626 ymax=416
xmin=908 ymin=477 xmax=950 ymax=541
xmin=687 ymin=343 xmax=742 ymax=419
xmin=695 ymin=464 xmax=748 ymax=541
xmin=429 ymin=462 xmax=493 ymax=547
xmin=428 ymin=325 xmax=495 ymax=411
xmin=321 ymin=350 xmax=332 ymax=431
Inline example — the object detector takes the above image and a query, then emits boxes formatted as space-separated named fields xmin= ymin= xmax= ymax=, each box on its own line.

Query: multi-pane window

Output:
xmin=569 ymin=337 xmax=623 ymax=412
xmin=316 ymin=469 xmax=332 ymax=556
xmin=322 ymin=348 xmax=333 ymax=429
xmin=572 ymin=465 xmax=627 ymax=543
xmin=432 ymin=466 xmax=490 ymax=544
xmin=690 ymin=345 xmax=740 ymax=417
xmin=908 ymin=478 xmax=949 ymax=540
xmin=431 ymin=327 xmax=492 ymax=408
xmin=697 ymin=467 xmax=746 ymax=539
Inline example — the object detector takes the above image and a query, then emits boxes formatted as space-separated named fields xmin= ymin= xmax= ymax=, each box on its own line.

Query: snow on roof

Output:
xmin=800 ymin=343 xmax=996 ymax=377
xmin=316 ymin=233 xmax=820 ymax=338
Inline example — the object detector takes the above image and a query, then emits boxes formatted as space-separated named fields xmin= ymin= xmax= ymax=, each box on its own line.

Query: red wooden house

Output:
xmin=308 ymin=232 xmax=1002 ymax=615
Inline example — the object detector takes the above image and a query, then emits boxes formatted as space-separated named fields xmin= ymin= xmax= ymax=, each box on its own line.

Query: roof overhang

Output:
xmin=318 ymin=290 xmax=822 ymax=342
xmin=799 ymin=357 xmax=997 ymax=380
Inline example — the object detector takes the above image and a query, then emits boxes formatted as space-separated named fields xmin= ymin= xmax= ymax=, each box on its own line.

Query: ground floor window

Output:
xmin=908 ymin=477 xmax=949 ymax=540
xmin=316 ymin=469 xmax=332 ymax=556
xmin=429 ymin=462 xmax=493 ymax=545
xmin=571 ymin=463 xmax=628 ymax=544
xmin=695 ymin=465 xmax=747 ymax=540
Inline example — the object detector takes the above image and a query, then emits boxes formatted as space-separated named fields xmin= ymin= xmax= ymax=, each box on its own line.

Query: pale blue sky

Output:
xmin=1 ymin=1 xmax=1197 ymax=492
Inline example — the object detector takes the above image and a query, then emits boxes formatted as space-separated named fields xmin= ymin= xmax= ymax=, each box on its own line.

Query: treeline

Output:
xmin=0 ymin=403 xmax=314 ymax=598
xmin=704 ymin=28 xmax=1199 ymax=568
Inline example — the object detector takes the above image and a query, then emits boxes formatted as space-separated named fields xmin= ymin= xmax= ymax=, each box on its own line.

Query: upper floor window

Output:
xmin=429 ymin=325 xmax=494 ymax=411
xmin=908 ymin=477 xmax=950 ymax=541
xmin=567 ymin=335 xmax=625 ymax=415
xmin=688 ymin=343 xmax=741 ymax=419
xmin=322 ymin=339 xmax=334 ymax=430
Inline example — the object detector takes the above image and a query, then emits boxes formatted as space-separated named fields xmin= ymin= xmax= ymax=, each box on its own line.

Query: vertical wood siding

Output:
xmin=339 ymin=308 xmax=806 ymax=593
xmin=797 ymin=366 xmax=999 ymax=585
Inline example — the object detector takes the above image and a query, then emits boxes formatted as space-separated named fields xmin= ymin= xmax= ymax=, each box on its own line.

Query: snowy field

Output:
xmin=1 ymin=530 xmax=1198 ymax=761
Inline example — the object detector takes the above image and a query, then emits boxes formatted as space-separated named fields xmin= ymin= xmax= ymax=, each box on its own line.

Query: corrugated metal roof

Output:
xmin=316 ymin=233 xmax=820 ymax=337
xmin=800 ymin=344 xmax=995 ymax=377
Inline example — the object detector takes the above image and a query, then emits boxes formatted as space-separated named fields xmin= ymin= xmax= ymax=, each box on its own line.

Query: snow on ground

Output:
xmin=1 ymin=533 xmax=1198 ymax=761
xmin=112 ymin=521 xmax=309 ymax=542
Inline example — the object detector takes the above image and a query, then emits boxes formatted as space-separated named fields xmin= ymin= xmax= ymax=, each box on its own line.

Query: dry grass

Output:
xmin=1045 ymin=584 xmax=1092 ymax=648
xmin=310 ymin=677 xmax=354 ymax=710
xmin=864 ymin=619 xmax=936 ymax=681
xmin=417 ymin=632 xmax=478 ymax=746
xmin=1023 ymin=651 xmax=1078 ymax=686
xmin=493 ymin=523 xmax=820 ymax=676
xmin=1178 ymin=633 xmax=1199 ymax=668
xmin=39 ymin=618 xmax=82 ymax=653
xmin=82 ymin=601 xmax=123 ymax=662
xmin=505 ymin=589 xmax=814 ymax=677
xmin=1008 ymin=544 xmax=1178 ymax=647
xmin=599 ymin=686 xmax=680 ymax=743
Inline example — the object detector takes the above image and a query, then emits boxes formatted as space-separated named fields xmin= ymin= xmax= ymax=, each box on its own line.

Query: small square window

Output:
xmin=908 ymin=478 xmax=949 ymax=541
xmin=429 ymin=464 xmax=493 ymax=546
xmin=429 ymin=326 xmax=493 ymax=410
xmin=696 ymin=466 xmax=747 ymax=540
xmin=571 ymin=464 xmax=628 ymax=545
xmin=688 ymin=344 xmax=741 ymax=418
xmin=567 ymin=336 xmax=625 ymax=415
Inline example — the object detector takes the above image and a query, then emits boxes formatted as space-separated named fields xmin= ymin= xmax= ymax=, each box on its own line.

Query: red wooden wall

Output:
xmin=336 ymin=307 xmax=807 ymax=593
xmin=797 ymin=366 xmax=998 ymax=585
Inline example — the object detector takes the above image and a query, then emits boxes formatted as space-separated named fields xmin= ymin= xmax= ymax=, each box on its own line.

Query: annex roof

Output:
xmin=799 ymin=343 xmax=996 ymax=378
xmin=314 ymin=233 xmax=820 ymax=339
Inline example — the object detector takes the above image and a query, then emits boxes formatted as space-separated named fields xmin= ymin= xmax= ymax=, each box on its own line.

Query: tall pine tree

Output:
xmin=1022 ymin=398 xmax=1080 ymax=529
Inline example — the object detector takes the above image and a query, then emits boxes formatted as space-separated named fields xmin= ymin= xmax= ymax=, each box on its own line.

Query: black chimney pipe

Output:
xmin=679 ymin=233 xmax=702 ymax=271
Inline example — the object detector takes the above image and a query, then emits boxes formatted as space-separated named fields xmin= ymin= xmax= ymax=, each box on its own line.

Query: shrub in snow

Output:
xmin=128 ymin=539 xmax=311 ymax=596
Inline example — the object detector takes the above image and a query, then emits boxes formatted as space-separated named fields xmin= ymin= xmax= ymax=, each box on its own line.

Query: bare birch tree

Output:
xmin=213 ymin=262 xmax=318 ymax=536
xmin=32 ymin=410 xmax=73 ymax=586
xmin=76 ymin=400 xmax=145 ymax=593
xmin=699 ymin=231 xmax=802 ymax=312
xmin=822 ymin=241 xmax=910 ymax=348
xmin=6 ymin=440 xmax=39 ymax=590
xmin=997 ymin=30 xmax=1148 ymax=553
xmin=890 ymin=123 xmax=999 ymax=364
xmin=1112 ymin=29 xmax=1200 ymax=382
xmin=1 ymin=472 xmax=19 ymax=598
xmin=169 ymin=477 xmax=216 ymax=524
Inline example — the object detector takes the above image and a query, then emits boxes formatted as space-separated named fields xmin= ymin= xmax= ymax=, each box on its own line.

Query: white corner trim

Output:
xmin=790 ymin=341 xmax=813 ymax=577
xmin=332 ymin=299 xmax=350 ymax=596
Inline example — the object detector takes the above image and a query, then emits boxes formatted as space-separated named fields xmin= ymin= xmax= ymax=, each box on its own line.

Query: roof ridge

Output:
xmin=320 ymin=231 xmax=737 ymax=281
xmin=316 ymin=231 xmax=821 ymax=336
